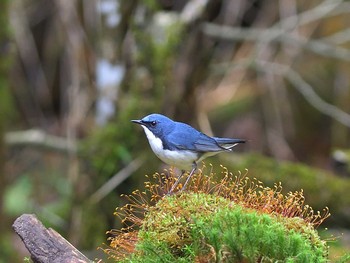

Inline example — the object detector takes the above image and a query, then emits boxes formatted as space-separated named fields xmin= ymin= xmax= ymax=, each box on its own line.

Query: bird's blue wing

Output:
xmin=192 ymin=134 xmax=226 ymax=152
xmin=164 ymin=123 xmax=225 ymax=152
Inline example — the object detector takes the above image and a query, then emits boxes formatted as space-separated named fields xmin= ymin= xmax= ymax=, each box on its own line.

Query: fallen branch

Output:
xmin=13 ymin=214 xmax=91 ymax=263
xmin=5 ymin=129 xmax=76 ymax=153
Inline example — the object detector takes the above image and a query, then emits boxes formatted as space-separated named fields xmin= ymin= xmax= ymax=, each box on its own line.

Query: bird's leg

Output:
xmin=168 ymin=170 xmax=186 ymax=194
xmin=180 ymin=162 xmax=197 ymax=192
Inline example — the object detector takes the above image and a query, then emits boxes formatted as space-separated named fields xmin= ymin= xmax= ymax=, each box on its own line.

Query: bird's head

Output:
xmin=131 ymin=114 xmax=175 ymax=138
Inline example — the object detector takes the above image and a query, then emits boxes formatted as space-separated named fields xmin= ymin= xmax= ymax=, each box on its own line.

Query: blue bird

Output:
xmin=132 ymin=113 xmax=245 ymax=193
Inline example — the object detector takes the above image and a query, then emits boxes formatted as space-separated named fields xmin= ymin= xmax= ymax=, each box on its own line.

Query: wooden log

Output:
xmin=12 ymin=214 xmax=92 ymax=263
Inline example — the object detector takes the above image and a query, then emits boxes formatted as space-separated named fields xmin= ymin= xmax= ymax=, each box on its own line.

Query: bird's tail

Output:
xmin=213 ymin=137 xmax=246 ymax=151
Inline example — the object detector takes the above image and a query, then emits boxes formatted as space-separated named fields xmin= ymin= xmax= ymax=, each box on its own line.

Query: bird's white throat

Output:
xmin=141 ymin=125 xmax=163 ymax=152
xmin=141 ymin=125 xmax=197 ymax=170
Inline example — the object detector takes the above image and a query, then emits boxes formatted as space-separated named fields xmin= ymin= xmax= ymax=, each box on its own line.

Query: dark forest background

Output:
xmin=1 ymin=0 xmax=350 ymax=261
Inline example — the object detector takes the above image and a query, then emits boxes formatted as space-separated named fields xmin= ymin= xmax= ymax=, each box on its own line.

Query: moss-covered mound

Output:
xmin=222 ymin=153 xmax=350 ymax=226
xmin=131 ymin=193 xmax=327 ymax=262
xmin=105 ymin=166 xmax=332 ymax=262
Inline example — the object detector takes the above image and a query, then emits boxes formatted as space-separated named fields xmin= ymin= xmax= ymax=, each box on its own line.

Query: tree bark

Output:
xmin=12 ymin=214 xmax=91 ymax=263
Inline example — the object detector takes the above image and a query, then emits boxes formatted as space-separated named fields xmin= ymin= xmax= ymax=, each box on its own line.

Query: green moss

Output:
xmin=122 ymin=193 xmax=328 ymax=262
xmin=221 ymin=153 xmax=350 ymax=226
xmin=140 ymin=193 xmax=231 ymax=248
xmin=194 ymin=207 xmax=326 ymax=262
xmin=105 ymin=166 xmax=339 ymax=262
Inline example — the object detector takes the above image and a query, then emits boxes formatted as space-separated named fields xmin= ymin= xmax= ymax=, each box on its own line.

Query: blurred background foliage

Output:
xmin=1 ymin=0 xmax=350 ymax=261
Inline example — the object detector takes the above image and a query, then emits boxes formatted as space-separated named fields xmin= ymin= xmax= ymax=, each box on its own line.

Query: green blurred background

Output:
xmin=1 ymin=0 xmax=350 ymax=262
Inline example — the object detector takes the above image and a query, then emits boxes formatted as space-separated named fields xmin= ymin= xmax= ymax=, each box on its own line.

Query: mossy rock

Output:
xmin=121 ymin=192 xmax=327 ymax=262
xmin=105 ymin=165 xmax=350 ymax=262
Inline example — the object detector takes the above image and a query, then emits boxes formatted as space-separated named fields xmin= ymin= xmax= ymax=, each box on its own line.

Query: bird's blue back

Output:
xmin=159 ymin=118 xmax=225 ymax=152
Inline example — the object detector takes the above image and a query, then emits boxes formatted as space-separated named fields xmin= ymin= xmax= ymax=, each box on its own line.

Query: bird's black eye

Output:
xmin=150 ymin=121 xmax=157 ymax=127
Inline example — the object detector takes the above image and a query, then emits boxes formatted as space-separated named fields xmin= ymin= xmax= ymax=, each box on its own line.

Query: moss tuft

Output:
xmin=104 ymin=164 xmax=330 ymax=262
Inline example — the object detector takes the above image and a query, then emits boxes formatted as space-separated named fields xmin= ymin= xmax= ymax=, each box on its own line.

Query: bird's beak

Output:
xmin=131 ymin=119 xmax=143 ymax=125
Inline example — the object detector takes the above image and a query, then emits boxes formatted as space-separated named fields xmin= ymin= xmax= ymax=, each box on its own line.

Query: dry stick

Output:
xmin=12 ymin=214 xmax=91 ymax=263
xmin=89 ymin=158 xmax=144 ymax=204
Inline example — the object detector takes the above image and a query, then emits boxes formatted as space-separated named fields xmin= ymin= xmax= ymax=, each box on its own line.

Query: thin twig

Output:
xmin=202 ymin=24 xmax=350 ymax=61
xmin=254 ymin=62 xmax=350 ymax=128
xmin=212 ymin=59 xmax=350 ymax=128
xmin=89 ymin=158 xmax=144 ymax=204
xmin=321 ymin=28 xmax=350 ymax=45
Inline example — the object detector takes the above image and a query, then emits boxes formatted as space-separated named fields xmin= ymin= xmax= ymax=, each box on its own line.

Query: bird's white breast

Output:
xmin=141 ymin=126 xmax=197 ymax=170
